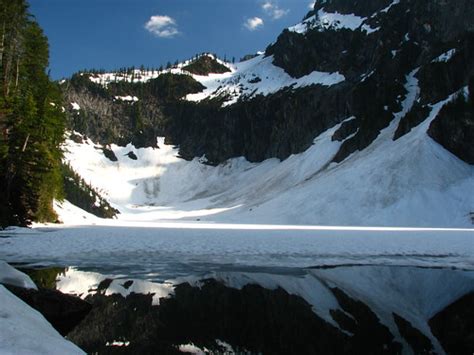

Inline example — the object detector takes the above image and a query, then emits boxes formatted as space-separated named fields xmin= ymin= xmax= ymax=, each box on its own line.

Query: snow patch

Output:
xmin=114 ymin=95 xmax=139 ymax=102
xmin=0 ymin=285 xmax=85 ymax=354
xmin=186 ymin=55 xmax=344 ymax=106
xmin=432 ymin=49 xmax=456 ymax=63
xmin=0 ymin=261 xmax=37 ymax=290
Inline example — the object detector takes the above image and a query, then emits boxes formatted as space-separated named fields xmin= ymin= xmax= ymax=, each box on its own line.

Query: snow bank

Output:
xmin=186 ymin=54 xmax=344 ymax=106
xmin=0 ymin=285 xmax=85 ymax=354
xmin=62 ymin=82 xmax=474 ymax=228
xmin=54 ymin=200 xmax=100 ymax=225
xmin=0 ymin=261 xmax=37 ymax=290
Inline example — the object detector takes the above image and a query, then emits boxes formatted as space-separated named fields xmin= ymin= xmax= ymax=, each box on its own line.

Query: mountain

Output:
xmin=59 ymin=0 xmax=474 ymax=227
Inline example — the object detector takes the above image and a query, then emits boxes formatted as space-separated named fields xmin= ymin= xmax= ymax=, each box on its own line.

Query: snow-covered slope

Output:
xmin=0 ymin=285 xmax=85 ymax=354
xmin=83 ymin=53 xmax=344 ymax=107
xmin=184 ymin=54 xmax=344 ymax=106
xmin=61 ymin=80 xmax=474 ymax=227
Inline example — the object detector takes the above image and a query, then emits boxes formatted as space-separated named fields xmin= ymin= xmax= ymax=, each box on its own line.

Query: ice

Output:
xmin=0 ymin=261 xmax=37 ymax=290
xmin=1 ymin=225 xmax=473 ymax=279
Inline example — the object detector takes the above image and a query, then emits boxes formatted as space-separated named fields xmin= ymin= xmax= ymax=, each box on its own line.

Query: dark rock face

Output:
xmin=165 ymin=85 xmax=350 ymax=164
xmin=329 ymin=287 xmax=402 ymax=354
xmin=429 ymin=292 xmax=474 ymax=355
xmin=64 ymin=0 xmax=474 ymax=165
xmin=393 ymin=103 xmax=431 ymax=140
xmin=4 ymin=284 xmax=92 ymax=336
xmin=332 ymin=117 xmax=359 ymax=142
xmin=393 ymin=313 xmax=434 ymax=354
xmin=66 ymin=280 xmax=411 ymax=355
xmin=428 ymin=86 xmax=474 ymax=164
xmin=62 ymin=73 xmax=204 ymax=148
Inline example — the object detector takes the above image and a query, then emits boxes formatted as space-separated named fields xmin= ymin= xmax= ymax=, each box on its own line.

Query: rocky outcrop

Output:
xmin=393 ymin=313 xmax=434 ymax=354
xmin=67 ymin=280 xmax=408 ymax=355
xmin=182 ymin=55 xmax=231 ymax=75
xmin=428 ymin=80 xmax=474 ymax=164
xmin=62 ymin=73 xmax=204 ymax=148
xmin=165 ymin=84 xmax=350 ymax=163
xmin=429 ymin=292 xmax=474 ymax=355
xmin=63 ymin=0 xmax=474 ymax=166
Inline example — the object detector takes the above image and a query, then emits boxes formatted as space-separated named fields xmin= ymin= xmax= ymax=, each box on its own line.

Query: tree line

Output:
xmin=0 ymin=0 xmax=65 ymax=226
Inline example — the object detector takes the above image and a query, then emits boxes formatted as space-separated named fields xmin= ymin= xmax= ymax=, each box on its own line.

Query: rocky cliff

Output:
xmin=61 ymin=0 xmax=474 ymax=166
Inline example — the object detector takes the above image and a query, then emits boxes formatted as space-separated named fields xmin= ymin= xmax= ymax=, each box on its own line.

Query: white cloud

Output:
xmin=244 ymin=17 xmax=264 ymax=31
xmin=261 ymin=1 xmax=289 ymax=20
xmin=145 ymin=15 xmax=179 ymax=38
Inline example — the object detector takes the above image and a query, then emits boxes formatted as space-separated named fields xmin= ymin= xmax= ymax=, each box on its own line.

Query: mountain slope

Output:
xmin=59 ymin=0 xmax=474 ymax=227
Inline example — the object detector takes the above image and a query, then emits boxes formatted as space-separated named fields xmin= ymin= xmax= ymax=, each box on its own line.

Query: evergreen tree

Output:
xmin=0 ymin=0 xmax=66 ymax=227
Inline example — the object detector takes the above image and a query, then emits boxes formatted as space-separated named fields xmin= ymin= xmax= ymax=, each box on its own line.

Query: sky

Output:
xmin=29 ymin=0 xmax=316 ymax=80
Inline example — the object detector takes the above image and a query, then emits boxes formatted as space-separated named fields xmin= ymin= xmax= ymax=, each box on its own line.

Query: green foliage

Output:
xmin=61 ymin=163 xmax=118 ymax=219
xmin=19 ymin=266 xmax=66 ymax=289
xmin=69 ymin=72 xmax=109 ymax=99
xmin=0 ymin=0 xmax=66 ymax=227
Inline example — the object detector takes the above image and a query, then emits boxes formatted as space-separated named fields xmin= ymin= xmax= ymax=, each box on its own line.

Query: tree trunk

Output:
xmin=14 ymin=57 xmax=19 ymax=89
xmin=21 ymin=133 xmax=29 ymax=152
xmin=0 ymin=21 xmax=5 ymax=66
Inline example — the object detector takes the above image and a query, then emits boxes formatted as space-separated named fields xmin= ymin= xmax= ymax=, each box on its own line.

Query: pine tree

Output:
xmin=0 ymin=0 xmax=66 ymax=227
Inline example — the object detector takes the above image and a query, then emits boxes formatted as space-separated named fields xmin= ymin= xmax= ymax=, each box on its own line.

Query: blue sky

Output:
xmin=29 ymin=0 xmax=315 ymax=79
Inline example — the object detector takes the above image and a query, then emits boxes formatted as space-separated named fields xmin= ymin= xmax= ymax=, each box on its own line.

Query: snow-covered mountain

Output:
xmin=59 ymin=0 xmax=474 ymax=227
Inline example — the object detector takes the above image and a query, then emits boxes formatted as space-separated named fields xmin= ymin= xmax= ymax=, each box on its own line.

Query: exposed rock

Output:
xmin=393 ymin=103 xmax=431 ymax=140
xmin=393 ymin=313 xmax=434 ymax=354
xmin=428 ymin=83 xmax=474 ymax=164
xmin=126 ymin=151 xmax=138 ymax=160
xmin=63 ymin=0 xmax=474 ymax=165
xmin=332 ymin=117 xmax=359 ymax=142
xmin=103 ymin=147 xmax=118 ymax=162
xmin=429 ymin=292 xmax=474 ymax=355
xmin=330 ymin=287 xmax=402 ymax=354
xmin=64 ymin=279 xmax=421 ymax=354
